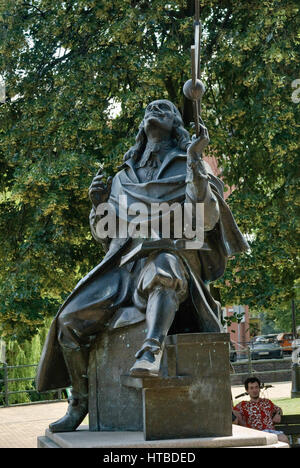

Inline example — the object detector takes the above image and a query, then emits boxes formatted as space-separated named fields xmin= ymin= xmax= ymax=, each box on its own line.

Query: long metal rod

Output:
xmin=0 ymin=398 xmax=67 ymax=409
xmin=195 ymin=0 xmax=200 ymax=22
xmin=193 ymin=1 xmax=201 ymax=134
xmin=191 ymin=46 xmax=196 ymax=88
xmin=194 ymin=23 xmax=200 ymax=79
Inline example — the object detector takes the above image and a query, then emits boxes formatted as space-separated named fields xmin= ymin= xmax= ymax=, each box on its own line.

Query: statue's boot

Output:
xmin=49 ymin=346 xmax=89 ymax=432
xmin=130 ymin=288 xmax=178 ymax=377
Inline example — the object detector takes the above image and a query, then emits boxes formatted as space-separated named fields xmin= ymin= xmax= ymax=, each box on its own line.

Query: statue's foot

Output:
xmin=129 ymin=339 xmax=163 ymax=378
xmin=49 ymin=396 xmax=88 ymax=433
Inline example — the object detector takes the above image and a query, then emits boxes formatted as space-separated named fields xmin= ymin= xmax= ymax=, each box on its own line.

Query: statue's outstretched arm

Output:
xmin=185 ymin=122 xmax=219 ymax=231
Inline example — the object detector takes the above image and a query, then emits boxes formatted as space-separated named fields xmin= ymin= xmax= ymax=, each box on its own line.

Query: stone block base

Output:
xmin=37 ymin=425 xmax=289 ymax=448
xmin=89 ymin=330 xmax=232 ymax=439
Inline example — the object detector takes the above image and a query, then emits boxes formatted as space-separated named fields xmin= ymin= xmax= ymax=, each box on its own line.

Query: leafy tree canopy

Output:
xmin=0 ymin=0 xmax=299 ymax=341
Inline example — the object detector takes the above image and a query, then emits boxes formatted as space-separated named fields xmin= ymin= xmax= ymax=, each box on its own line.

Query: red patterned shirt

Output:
xmin=233 ymin=398 xmax=280 ymax=431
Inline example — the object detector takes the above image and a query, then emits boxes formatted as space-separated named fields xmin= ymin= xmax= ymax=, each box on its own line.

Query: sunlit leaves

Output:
xmin=0 ymin=0 xmax=298 ymax=340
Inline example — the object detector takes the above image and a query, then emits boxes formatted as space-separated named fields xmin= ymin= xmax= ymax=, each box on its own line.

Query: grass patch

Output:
xmin=272 ymin=398 xmax=300 ymax=415
xmin=233 ymin=397 xmax=300 ymax=415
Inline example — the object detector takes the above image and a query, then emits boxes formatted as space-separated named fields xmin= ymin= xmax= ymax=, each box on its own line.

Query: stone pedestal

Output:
xmin=88 ymin=327 xmax=232 ymax=440
xmin=88 ymin=320 xmax=146 ymax=431
xmin=38 ymin=330 xmax=290 ymax=448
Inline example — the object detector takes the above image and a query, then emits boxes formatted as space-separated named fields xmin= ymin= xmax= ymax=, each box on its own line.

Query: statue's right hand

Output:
xmin=89 ymin=172 xmax=113 ymax=208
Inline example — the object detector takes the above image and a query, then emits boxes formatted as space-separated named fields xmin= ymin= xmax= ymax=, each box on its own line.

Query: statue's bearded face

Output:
xmin=144 ymin=100 xmax=175 ymax=136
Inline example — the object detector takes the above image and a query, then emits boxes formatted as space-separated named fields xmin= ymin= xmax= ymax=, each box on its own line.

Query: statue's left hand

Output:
xmin=186 ymin=121 xmax=209 ymax=184
xmin=187 ymin=121 xmax=210 ymax=158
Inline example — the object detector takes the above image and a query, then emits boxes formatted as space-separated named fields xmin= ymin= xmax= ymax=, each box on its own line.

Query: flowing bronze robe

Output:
xmin=36 ymin=147 xmax=248 ymax=391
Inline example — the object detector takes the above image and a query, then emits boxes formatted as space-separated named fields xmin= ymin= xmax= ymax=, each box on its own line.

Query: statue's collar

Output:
xmin=135 ymin=140 xmax=175 ymax=168
xmin=118 ymin=146 xmax=187 ymax=182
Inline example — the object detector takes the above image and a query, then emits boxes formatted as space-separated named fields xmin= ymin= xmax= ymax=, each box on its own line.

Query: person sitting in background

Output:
xmin=233 ymin=376 xmax=289 ymax=445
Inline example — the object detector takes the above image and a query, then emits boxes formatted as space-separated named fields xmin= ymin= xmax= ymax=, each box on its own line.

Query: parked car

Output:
xmin=250 ymin=339 xmax=283 ymax=360
xmin=252 ymin=334 xmax=278 ymax=344
xmin=277 ymin=332 xmax=294 ymax=355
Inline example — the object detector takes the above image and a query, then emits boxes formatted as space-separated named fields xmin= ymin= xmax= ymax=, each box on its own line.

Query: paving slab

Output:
xmin=0 ymin=402 xmax=68 ymax=448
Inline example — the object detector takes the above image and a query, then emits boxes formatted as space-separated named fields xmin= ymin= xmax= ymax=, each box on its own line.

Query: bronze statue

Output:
xmin=36 ymin=99 xmax=249 ymax=432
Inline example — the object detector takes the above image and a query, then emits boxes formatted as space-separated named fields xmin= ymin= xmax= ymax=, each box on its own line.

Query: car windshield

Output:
xmin=258 ymin=336 xmax=276 ymax=343
xmin=252 ymin=341 xmax=277 ymax=348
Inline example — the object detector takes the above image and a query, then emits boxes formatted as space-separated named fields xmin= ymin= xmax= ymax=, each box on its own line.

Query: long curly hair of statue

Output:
xmin=123 ymin=100 xmax=191 ymax=163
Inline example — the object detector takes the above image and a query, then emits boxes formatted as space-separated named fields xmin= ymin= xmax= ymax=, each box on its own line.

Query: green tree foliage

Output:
xmin=262 ymin=278 xmax=300 ymax=332
xmin=0 ymin=319 xmax=57 ymax=404
xmin=4 ymin=333 xmax=41 ymax=404
xmin=0 ymin=0 xmax=299 ymax=341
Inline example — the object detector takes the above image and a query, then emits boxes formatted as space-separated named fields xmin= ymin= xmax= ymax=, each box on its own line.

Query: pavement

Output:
xmin=0 ymin=401 xmax=69 ymax=448
xmin=0 ymin=381 xmax=294 ymax=448
xmin=231 ymin=381 xmax=292 ymax=401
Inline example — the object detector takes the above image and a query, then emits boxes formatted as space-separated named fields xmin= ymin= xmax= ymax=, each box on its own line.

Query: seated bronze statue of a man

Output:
xmin=36 ymin=99 xmax=248 ymax=432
